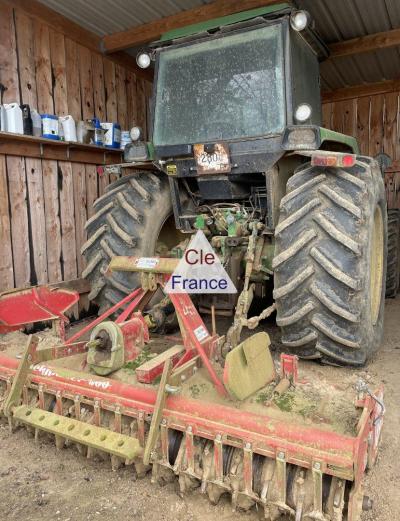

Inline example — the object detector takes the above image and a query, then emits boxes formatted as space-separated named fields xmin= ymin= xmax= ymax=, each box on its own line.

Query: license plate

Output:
xmin=194 ymin=143 xmax=231 ymax=174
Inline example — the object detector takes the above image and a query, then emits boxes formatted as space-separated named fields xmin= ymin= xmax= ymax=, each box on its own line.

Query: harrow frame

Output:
xmin=0 ymin=260 xmax=384 ymax=520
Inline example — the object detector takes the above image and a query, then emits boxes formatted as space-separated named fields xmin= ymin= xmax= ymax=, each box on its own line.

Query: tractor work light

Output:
xmin=130 ymin=126 xmax=142 ymax=141
xmin=295 ymin=103 xmax=312 ymax=122
xmin=136 ymin=51 xmax=151 ymax=69
xmin=290 ymin=10 xmax=310 ymax=32
xmin=286 ymin=128 xmax=317 ymax=148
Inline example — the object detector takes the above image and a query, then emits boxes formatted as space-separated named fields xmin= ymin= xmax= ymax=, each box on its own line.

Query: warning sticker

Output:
xmin=135 ymin=257 xmax=159 ymax=269
xmin=194 ymin=325 xmax=209 ymax=342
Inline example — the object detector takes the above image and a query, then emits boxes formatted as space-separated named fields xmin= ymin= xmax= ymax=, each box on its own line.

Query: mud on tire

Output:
xmin=273 ymin=158 xmax=387 ymax=366
xmin=82 ymin=172 xmax=173 ymax=312
xmin=385 ymin=209 xmax=400 ymax=298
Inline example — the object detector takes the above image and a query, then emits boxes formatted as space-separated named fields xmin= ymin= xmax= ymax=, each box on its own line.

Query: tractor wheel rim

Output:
xmin=370 ymin=205 xmax=384 ymax=325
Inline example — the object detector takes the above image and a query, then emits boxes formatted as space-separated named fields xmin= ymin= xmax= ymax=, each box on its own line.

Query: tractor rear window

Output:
xmin=153 ymin=24 xmax=285 ymax=146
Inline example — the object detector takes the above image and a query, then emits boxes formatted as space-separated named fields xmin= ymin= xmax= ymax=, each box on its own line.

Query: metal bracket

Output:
xmin=143 ymin=358 xmax=173 ymax=465
xmin=3 ymin=335 xmax=39 ymax=417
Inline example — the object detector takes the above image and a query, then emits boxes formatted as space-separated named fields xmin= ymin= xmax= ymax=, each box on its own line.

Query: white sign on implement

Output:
xmin=135 ymin=257 xmax=159 ymax=269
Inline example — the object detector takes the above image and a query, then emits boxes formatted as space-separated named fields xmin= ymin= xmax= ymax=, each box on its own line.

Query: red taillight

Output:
xmin=342 ymin=154 xmax=356 ymax=167
xmin=311 ymin=153 xmax=356 ymax=168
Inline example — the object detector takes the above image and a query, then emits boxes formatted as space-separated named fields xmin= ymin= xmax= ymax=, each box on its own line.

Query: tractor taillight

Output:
xmin=342 ymin=154 xmax=357 ymax=167
xmin=311 ymin=153 xmax=356 ymax=168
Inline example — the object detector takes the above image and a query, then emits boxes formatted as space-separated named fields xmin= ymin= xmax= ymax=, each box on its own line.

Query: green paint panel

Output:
xmin=160 ymin=3 xmax=291 ymax=42
xmin=223 ymin=332 xmax=275 ymax=400
xmin=319 ymin=127 xmax=360 ymax=154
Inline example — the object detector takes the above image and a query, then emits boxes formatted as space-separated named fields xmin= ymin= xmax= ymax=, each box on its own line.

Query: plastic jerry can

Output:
xmin=31 ymin=109 xmax=42 ymax=137
xmin=41 ymin=114 xmax=59 ymax=139
xmin=21 ymin=104 xmax=33 ymax=135
xmin=59 ymin=115 xmax=77 ymax=142
xmin=4 ymin=103 xmax=24 ymax=134
xmin=101 ymin=122 xmax=121 ymax=148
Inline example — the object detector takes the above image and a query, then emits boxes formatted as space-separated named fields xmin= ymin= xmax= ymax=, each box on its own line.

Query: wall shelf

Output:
xmin=0 ymin=131 xmax=123 ymax=165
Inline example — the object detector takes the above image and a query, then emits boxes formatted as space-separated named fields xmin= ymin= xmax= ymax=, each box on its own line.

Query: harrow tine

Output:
xmin=243 ymin=443 xmax=253 ymax=495
xmin=276 ymin=451 xmax=287 ymax=505
xmin=295 ymin=495 xmax=304 ymax=521
xmin=184 ymin=426 xmax=194 ymax=473
xmin=214 ymin=434 xmax=223 ymax=482
xmin=55 ymin=434 xmax=65 ymax=450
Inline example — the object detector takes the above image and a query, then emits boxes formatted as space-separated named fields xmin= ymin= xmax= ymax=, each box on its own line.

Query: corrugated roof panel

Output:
xmin=38 ymin=0 xmax=213 ymax=37
xmin=37 ymin=0 xmax=400 ymax=89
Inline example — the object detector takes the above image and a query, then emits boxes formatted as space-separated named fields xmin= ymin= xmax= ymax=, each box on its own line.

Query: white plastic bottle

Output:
xmin=4 ymin=103 xmax=24 ymax=134
xmin=31 ymin=109 xmax=42 ymax=137
xmin=59 ymin=115 xmax=77 ymax=141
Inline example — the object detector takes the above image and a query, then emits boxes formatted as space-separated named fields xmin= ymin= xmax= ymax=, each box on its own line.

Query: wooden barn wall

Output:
xmin=0 ymin=2 xmax=152 ymax=293
xmin=322 ymin=93 xmax=399 ymax=160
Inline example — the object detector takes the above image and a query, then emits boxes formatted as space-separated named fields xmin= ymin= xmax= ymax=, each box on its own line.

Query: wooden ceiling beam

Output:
xmin=1 ymin=0 xmax=151 ymax=80
xmin=329 ymin=27 xmax=400 ymax=59
xmin=322 ymin=78 xmax=400 ymax=104
xmin=102 ymin=0 xmax=285 ymax=53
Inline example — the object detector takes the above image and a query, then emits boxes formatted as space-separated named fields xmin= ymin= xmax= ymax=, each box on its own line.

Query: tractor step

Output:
xmin=13 ymin=405 xmax=142 ymax=461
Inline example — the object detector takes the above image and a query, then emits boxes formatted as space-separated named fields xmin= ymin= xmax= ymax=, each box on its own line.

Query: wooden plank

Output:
xmin=145 ymin=80 xmax=153 ymax=137
xmin=15 ymin=9 xmax=48 ymax=286
xmin=104 ymin=59 xmax=118 ymax=122
xmin=115 ymin=64 xmax=128 ymax=130
xmin=321 ymin=102 xmax=332 ymax=129
xmin=369 ymin=94 xmax=385 ymax=157
xmin=3 ymin=0 xmax=150 ymax=80
xmin=103 ymin=0 xmax=283 ymax=52
xmin=329 ymin=28 xmax=400 ymax=60
xmin=59 ymin=163 xmax=77 ymax=281
xmin=126 ymin=71 xmax=138 ymax=128
xmin=6 ymin=0 xmax=99 ymax=52
xmin=72 ymin=162 xmax=90 ymax=316
xmin=50 ymin=29 xmax=68 ymax=116
xmin=136 ymin=78 xmax=147 ymax=138
xmin=71 ymin=163 xmax=87 ymax=276
xmin=322 ymin=79 xmax=400 ymax=104
xmin=7 ymin=156 xmax=30 ymax=287
xmin=86 ymin=165 xmax=98 ymax=219
xmin=42 ymin=160 xmax=62 ymax=283
xmin=342 ymin=99 xmax=357 ymax=138
xmin=25 ymin=159 xmax=48 ymax=285
xmin=0 ymin=134 xmax=122 ymax=164
xmin=383 ymin=93 xmax=399 ymax=161
xmin=79 ymin=45 xmax=94 ymax=120
xmin=0 ymin=155 xmax=14 ymax=290
xmin=34 ymin=19 xmax=54 ymax=114
xmin=332 ymin=101 xmax=345 ymax=135
xmin=356 ymin=97 xmax=371 ymax=156
xmin=92 ymin=53 xmax=106 ymax=121
xmin=0 ymin=2 xmax=20 ymax=102
xmin=15 ymin=9 xmax=37 ymax=108
xmin=65 ymin=38 xmax=82 ymax=122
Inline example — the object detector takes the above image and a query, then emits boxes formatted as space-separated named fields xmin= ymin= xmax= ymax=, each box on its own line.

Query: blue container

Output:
xmin=88 ymin=118 xmax=104 ymax=146
xmin=41 ymin=114 xmax=59 ymax=140
xmin=101 ymin=122 xmax=121 ymax=149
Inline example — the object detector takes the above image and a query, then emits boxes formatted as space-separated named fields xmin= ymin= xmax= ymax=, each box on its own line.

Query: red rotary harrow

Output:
xmin=0 ymin=257 xmax=384 ymax=520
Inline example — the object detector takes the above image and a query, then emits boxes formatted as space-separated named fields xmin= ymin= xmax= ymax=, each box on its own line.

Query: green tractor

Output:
xmin=82 ymin=3 xmax=387 ymax=367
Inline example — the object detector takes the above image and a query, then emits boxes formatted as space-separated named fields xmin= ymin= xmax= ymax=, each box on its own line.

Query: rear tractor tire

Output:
xmin=273 ymin=157 xmax=387 ymax=366
xmin=385 ymin=209 xmax=400 ymax=298
xmin=82 ymin=172 xmax=177 ymax=312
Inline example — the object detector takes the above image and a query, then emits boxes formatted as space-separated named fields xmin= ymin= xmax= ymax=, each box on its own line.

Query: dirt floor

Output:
xmin=0 ymin=298 xmax=399 ymax=521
